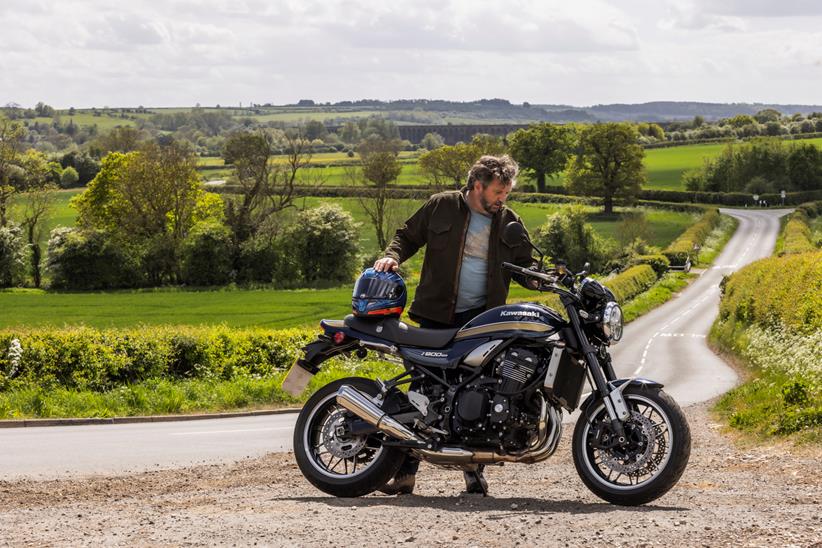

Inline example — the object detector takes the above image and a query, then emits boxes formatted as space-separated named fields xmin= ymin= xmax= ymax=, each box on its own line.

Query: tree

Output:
xmin=222 ymin=129 xmax=315 ymax=257
xmin=420 ymin=132 xmax=444 ymax=150
xmin=94 ymin=126 xmax=145 ymax=155
xmin=0 ymin=119 xmax=26 ymax=226
xmin=786 ymin=143 xmax=822 ymax=191
xmin=352 ymin=137 xmax=405 ymax=251
xmin=15 ymin=150 xmax=57 ymax=288
xmin=508 ymin=123 xmax=575 ymax=192
xmin=754 ymin=109 xmax=781 ymax=124
xmin=283 ymin=204 xmax=360 ymax=285
xmin=533 ymin=205 xmax=610 ymax=273
xmin=566 ymin=123 xmax=646 ymax=214
xmin=73 ymin=141 xmax=211 ymax=284
xmin=60 ymin=166 xmax=79 ymax=187
xmin=418 ymin=143 xmax=478 ymax=190
xmin=0 ymin=223 xmax=26 ymax=287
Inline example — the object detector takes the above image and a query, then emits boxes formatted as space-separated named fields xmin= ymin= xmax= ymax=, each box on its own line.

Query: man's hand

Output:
xmin=374 ymin=257 xmax=399 ymax=272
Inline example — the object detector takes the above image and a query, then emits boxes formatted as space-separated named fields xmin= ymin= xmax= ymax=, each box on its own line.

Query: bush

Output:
xmin=181 ymin=222 xmax=233 ymax=286
xmin=0 ymin=223 xmax=27 ymax=288
xmin=629 ymin=254 xmax=670 ymax=277
xmin=663 ymin=209 xmax=720 ymax=266
xmin=59 ymin=166 xmax=80 ymax=188
xmin=0 ymin=326 xmax=315 ymax=392
xmin=46 ymin=228 xmax=140 ymax=290
xmin=602 ymin=265 xmax=658 ymax=304
xmin=718 ymin=250 xmax=822 ymax=333
xmin=780 ymin=210 xmax=816 ymax=255
xmin=533 ymin=205 xmax=611 ymax=273
xmin=282 ymin=204 xmax=360 ymax=285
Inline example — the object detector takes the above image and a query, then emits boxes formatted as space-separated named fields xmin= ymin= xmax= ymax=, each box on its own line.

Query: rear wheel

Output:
xmin=293 ymin=377 xmax=404 ymax=497
xmin=572 ymin=386 xmax=691 ymax=506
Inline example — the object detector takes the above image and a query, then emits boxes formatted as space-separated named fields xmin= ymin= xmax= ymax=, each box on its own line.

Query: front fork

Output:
xmin=564 ymin=299 xmax=630 ymax=438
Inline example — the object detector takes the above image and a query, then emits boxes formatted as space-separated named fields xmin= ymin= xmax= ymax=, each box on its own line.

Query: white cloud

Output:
xmin=0 ymin=0 xmax=820 ymax=107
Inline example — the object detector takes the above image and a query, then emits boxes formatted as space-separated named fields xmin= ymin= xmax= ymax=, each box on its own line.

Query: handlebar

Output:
xmin=501 ymin=262 xmax=557 ymax=283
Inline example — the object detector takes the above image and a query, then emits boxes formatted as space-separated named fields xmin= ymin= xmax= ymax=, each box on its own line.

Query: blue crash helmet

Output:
xmin=352 ymin=268 xmax=407 ymax=317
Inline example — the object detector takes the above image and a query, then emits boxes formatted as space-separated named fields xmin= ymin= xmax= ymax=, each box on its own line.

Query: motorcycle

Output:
xmin=282 ymin=221 xmax=691 ymax=505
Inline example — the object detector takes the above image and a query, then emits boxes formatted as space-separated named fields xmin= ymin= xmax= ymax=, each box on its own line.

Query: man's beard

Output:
xmin=480 ymin=194 xmax=502 ymax=215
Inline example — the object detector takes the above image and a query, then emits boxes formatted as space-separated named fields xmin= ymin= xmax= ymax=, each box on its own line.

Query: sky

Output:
xmin=1 ymin=0 xmax=821 ymax=108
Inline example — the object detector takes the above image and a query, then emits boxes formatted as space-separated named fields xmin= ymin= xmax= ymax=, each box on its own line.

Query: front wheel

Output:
xmin=572 ymin=386 xmax=691 ymax=506
xmin=293 ymin=377 xmax=404 ymax=497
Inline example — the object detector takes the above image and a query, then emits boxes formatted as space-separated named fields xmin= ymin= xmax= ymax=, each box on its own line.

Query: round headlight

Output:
xmin=602 ymin=301 xmax=623 ymax=343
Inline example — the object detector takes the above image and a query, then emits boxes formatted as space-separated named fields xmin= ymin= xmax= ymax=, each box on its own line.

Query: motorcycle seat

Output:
xmin=343 ymin=315 xmax=459 ymax=349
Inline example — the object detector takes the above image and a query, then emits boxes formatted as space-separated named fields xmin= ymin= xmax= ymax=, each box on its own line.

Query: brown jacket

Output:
xmin=384 ymin=188 xmax=536 ymax=325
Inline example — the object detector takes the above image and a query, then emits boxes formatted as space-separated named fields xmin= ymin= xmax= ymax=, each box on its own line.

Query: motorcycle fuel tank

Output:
xmin=455 ymin=303 xmax=565 ymax=341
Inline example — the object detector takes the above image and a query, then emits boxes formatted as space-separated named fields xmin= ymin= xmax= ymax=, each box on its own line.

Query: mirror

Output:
xmin=502 ymin=221 xmax=527 ymax=246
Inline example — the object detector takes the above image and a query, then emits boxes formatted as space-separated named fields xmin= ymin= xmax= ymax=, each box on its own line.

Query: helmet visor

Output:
xmin=353 ymin=276 xmax=400 ymax=300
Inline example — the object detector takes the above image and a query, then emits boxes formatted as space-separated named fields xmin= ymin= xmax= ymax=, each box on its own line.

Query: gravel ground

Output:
xmin=0 ymin=401 xmax=819 ymax=547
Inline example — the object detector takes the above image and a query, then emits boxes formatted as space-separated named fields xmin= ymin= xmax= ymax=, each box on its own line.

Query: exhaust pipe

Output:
xmin=336 ymin=385 xmax=418 ymax=443
xmin=335 ymin=384 xmax=561 ymax=465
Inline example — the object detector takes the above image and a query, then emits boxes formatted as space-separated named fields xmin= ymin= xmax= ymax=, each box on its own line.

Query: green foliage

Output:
xmin=46 ymin=227 xmax=140 ymax=290
xmin=0 ymin=223 xmax=27 ymax=287
xmin=718 ymin=250 xmax=822 ymax=333
xmin=621 ymin=272 xmax=690 ymax=323
xmin=59 ymin=166 xmax=79 ymax=188
xmin=0 ymin=326 xmax=314 ymax=392
xmin=533 ymin=205 xmax=611 ymax=272
xmin=602 ymin=265 xmax=658 ymax=304
xmin=282 ymin=204 xmax=361 ymax=285
xmin=629 ymin=254 xmax=670 ymax=277
xmin=181 ymin=222 xmax=233 ymax=286
xmin=566 ymin=122 xmax=646 ymax=213
xmin=662 ymin=209 xmax=720 ymax=266
xmin=508 ymin=123 xmax=575 ymax=192
xmin=778 ymin=210 xmax=816 ymax=255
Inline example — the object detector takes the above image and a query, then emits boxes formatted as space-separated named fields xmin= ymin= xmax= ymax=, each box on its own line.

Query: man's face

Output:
xmin=478 ymin=179 xmax=513 ymax=215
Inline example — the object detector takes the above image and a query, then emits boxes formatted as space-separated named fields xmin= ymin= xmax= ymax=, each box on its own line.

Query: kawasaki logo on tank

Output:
xmin=500 ymin=310 xmax=540 ymax=318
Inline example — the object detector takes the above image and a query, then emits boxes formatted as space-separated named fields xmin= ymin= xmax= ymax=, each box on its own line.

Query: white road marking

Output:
xmin=170 ymin=427 xmax=293 ymax=436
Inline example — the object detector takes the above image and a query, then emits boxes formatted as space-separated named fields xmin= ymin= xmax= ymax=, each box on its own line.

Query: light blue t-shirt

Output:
xmin=455 ymin=211 xmax=492 ymax=313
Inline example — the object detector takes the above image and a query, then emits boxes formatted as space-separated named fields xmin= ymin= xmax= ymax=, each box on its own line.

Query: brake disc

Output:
xmin=321 ymin=409 xmax=367 ymax=459
xmin=600 ymin=410 xmax=656 ymax=475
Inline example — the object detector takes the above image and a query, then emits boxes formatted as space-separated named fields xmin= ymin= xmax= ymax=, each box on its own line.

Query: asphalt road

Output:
xmin=0 ymin=208 xmax=791 ymax=479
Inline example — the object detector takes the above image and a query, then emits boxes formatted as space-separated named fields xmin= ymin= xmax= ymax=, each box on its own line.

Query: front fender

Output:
xmin=578 ymin=377 xmax=664 ymax=423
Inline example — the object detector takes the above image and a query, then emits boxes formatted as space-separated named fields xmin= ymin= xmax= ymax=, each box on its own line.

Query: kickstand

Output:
xmin=468 ymin=470 xmax=488 ymax=497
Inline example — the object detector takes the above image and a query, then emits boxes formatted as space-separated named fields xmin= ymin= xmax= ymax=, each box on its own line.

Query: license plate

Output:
xmin=282 ymin=362 xmax=314 ymax=396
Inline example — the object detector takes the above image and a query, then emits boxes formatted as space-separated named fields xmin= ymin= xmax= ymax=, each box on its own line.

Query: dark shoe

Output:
xmin=463 ymin=467 xmax=488 ymax=496
xmin=379 ymin=473 xmax=416 ymax=495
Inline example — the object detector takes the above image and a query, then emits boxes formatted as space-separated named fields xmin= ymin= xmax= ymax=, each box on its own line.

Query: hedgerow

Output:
xmin=662 ymin=208 xmax=721 ymax=266
xmin=603 ymin=265 xmax=658 ymax=304
xmin=0 ymin=326 xmax=315 ymax=392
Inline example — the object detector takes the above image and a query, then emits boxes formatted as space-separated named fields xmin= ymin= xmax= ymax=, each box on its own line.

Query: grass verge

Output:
xmin=709 ymin=320 xmax=821 ymax=445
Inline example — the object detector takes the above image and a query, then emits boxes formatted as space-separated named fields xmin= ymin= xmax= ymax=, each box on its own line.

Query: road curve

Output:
xmin=0 ymin=208 xmax=791 ymax=478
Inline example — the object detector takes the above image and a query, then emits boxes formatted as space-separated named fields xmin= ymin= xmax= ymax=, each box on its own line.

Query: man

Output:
xmin=374 ymin=154 xmax=537 ymax=495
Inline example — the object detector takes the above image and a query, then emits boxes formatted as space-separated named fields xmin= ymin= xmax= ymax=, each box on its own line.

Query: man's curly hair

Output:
xmin=466 ymin=155 xmax=519 ymax=190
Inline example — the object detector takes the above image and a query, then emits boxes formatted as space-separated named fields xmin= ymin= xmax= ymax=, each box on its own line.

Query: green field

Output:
xmin=198 ymin=138 xmax=822 ymax=189
xmin=0 ymin=193 xmax=696 ymax=329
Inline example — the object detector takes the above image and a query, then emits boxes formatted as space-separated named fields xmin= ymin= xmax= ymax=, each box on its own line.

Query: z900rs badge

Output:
xmin=422 ymin=351 xmax=448 ymax=358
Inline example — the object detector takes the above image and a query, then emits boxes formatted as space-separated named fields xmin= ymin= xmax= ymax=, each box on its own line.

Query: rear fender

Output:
xmin=577 ymin=377 xmax=664 ymax=423
xmin=281 ymin=319 xmax=360 ymax=396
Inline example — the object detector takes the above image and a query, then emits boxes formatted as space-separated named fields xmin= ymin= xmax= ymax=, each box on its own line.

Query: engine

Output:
xmin=451 ymin=346 xmax=545 ymax=451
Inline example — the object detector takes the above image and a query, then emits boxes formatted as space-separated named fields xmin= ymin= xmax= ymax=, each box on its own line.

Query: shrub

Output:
xmin=533 ymin=205 xmax=611 ymax=273
xmin=181 ymin=222 xmax=233 ymax=286
xmin=0 ymin=326 xmax=316 ymax=392
xmin=602 ymin=265 xmax=658 ymax=304
xmin=59 ymin=166 xmax=80 ymax=188
xmin=629 ymin=254 xmax=670 ymax=277
xmin=46 ymin=228 xmax=140 ymax=290
xmin=779 ymin=210 xmax=816 ymax=255
xmin=282 ymin=204 xmax=360 ymax=285
xmin=663 ymin=209 xmax=720 ymax=266
xmin=718 ymin=250 xmax=822 ymax=333
xmin=0 ymin=223 xmax=27 ymax=288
